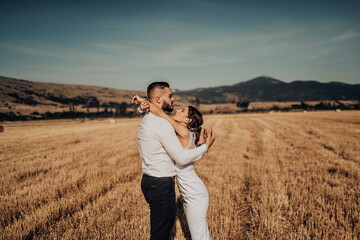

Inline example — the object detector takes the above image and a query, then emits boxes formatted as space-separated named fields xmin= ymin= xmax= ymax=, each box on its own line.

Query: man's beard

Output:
xmin=162 ymin=101 xmax=173 ymax=112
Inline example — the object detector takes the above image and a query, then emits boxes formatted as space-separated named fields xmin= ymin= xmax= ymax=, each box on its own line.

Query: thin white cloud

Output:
xmin=308 ymin=50 xmax=332 ymax=59
xmin=95 ymin=43 xmax=131 ymax=50
xmin=177 ymin=0 xmax=227 ymax=9
xmin=93 ymin=40 xmax=222 ymax=68
xmin=88 ymin=32 xmax=290 ymax=72
xmin=332 ymin=30 xmax=360 ymax=41
xmin=0 ymin=42 xmax=59 ymax=57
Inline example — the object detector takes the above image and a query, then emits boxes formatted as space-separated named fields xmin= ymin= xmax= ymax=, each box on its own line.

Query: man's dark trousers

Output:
xmin=141 ymin=174 xmax=176 ymax=240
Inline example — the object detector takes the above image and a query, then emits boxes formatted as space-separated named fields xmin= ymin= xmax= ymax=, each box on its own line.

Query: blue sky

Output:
xmin=1 ymin=0 xmax=359 ymax=90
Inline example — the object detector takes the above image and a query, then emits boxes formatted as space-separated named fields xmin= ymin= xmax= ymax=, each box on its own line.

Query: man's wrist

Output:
xmin=203 ymin=143 xmax=208 ymax=153
xmin=137 ymin=106 xmax=144 ymax=113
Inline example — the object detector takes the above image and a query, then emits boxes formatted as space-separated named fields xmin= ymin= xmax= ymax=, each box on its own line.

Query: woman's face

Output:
xmin=173 ymin=107 xmax=190 ymax=124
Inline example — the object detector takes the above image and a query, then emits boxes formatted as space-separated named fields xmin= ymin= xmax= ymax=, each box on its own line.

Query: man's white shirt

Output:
xmin=138 ymin=112 xmax=207 ymax=177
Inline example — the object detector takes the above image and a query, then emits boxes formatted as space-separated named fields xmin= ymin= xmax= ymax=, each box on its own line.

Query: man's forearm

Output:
xmin=158 ymin=123 xmax=208 ymax=165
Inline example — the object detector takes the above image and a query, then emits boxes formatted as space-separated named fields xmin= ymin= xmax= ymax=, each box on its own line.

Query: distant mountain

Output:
xmin=0 ymin=76 xmax=147 ymax=116
xmin=233 ymin=75 xmax=286 ymax=87
xmin=177 ymin=75 xmax=360 ymax=103
xmin=0 ymin=75 xmax=146 ymax=103
xmin=1 ymin=75 xmax=359 ymax=117
xmin=0 ymin=76 xmax=193 ymax=117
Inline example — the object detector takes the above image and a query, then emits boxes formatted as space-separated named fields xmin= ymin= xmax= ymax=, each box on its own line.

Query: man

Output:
xmin=137 ymin=82 xmax=215 ymax=240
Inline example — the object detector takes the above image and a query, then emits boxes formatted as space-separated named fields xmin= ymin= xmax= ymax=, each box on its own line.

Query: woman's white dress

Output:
xmin=175 ymin=131 xmax=210 ymax=240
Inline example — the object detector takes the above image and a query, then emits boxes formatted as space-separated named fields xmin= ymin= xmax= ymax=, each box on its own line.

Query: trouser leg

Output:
xmin=185 ymin=200 xmax=210 ymax=240
xmin=141 ymin=174 xmax=176 ymax=240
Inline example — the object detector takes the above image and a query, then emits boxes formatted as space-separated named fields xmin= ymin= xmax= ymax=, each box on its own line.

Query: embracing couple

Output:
xmin=132 ymin=82 xmax=215 ymax=240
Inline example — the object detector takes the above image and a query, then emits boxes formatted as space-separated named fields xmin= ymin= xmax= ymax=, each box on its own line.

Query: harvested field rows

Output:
xmin=0 ymin=111 xmax=359 ymax=239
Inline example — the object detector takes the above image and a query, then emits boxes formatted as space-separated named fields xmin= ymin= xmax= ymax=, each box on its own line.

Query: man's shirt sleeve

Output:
xmin=155 ymin=119 xmax=207 ymax=165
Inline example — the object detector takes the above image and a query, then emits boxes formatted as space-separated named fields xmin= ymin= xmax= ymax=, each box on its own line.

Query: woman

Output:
xmin=132 ymin=95 xmax=211 ymax=240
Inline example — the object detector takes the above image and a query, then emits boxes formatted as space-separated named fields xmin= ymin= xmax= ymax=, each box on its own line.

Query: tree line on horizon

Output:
xmin=1 ymin=96 xmax=360 ymax=121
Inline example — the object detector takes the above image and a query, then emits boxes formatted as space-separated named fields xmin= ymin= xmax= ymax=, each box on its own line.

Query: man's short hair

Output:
xmin=147 ymin=82 xmax=170 ymax=98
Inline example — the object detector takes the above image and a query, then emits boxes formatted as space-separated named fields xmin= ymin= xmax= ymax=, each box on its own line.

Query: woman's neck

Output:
xmin=172 ymin=118 xmax=188 ymax=128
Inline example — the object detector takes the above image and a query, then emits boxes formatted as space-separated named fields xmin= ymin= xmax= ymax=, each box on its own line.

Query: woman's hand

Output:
xmin=204 ymin=128 xmax=215 ymax=150
xmin=197 ymin=128 xmax=207 ymax=145
xmin=130 ymin=95 xmax=163 ymax=115
xmin=131 ymin=95 xmax=146 ymax=105
xmin=140 ymin=101 xmax=150 ymax=112
xmin=131 ymin=95 xmax=150 ymax=112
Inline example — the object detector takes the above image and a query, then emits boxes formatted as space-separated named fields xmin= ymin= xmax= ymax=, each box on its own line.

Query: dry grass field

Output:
xmin=1 ymin=111 xmax=359 ymax=240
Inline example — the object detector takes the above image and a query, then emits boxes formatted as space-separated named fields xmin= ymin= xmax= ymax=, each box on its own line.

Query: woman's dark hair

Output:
xmin=187 ymin=106 xmax=203 ymax=145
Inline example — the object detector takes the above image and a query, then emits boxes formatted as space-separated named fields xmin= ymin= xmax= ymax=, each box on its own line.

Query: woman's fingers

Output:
xmin=197 ymin=128 xmax=207 ymax=145
xmin=131 ymin=95 xmax=140 ymax=104
xmin=205 ymin=128 xmax=215 ymax=149
xmin=131 ymin=95 xmax=146 ymax=104
xmin=140 ymin=101 xmax=150 ymax=112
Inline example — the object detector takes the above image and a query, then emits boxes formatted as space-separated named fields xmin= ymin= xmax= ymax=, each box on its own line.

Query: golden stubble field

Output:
xmin=1 ymin=111 xmax=359 ymax=240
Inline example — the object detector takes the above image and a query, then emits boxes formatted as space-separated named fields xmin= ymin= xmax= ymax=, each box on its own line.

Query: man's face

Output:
xmin=161 ymin=87 xmax=175 ymax=112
